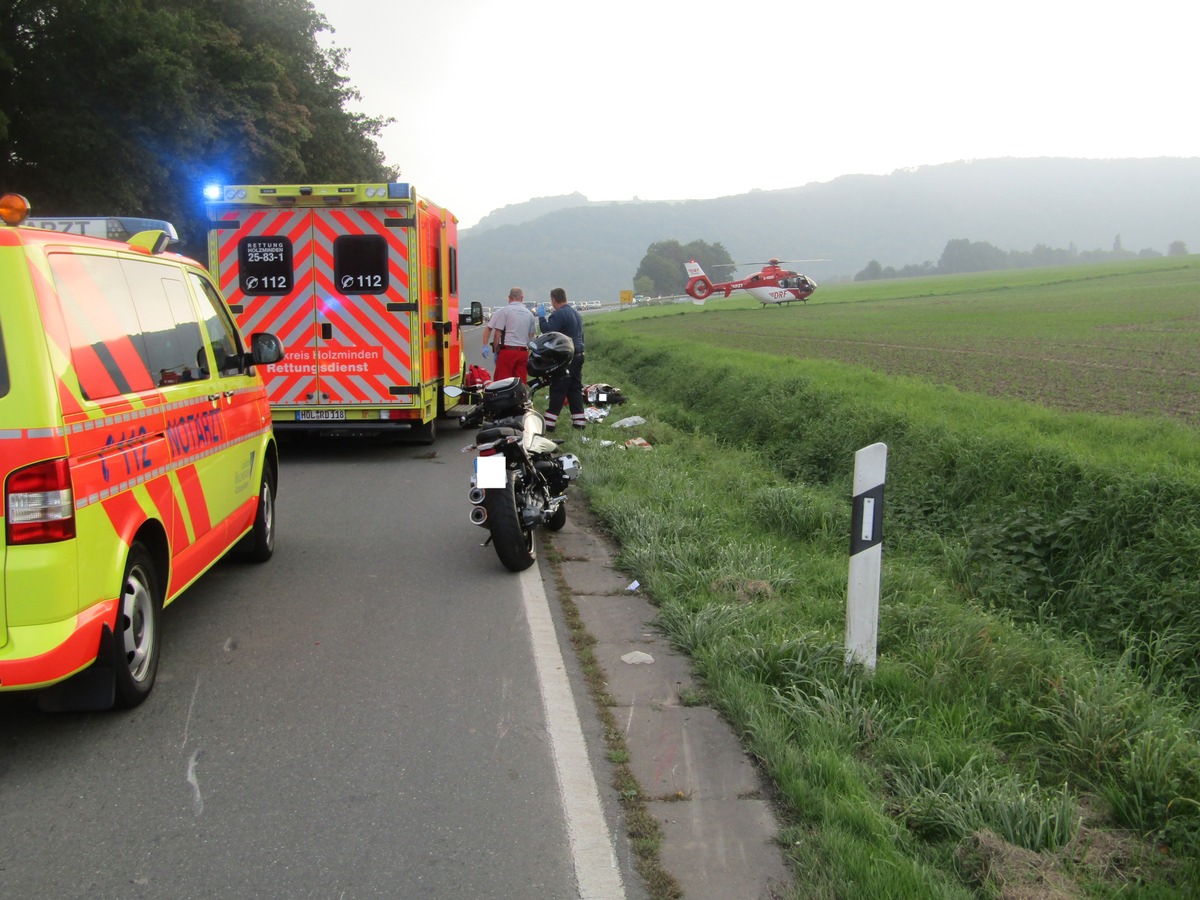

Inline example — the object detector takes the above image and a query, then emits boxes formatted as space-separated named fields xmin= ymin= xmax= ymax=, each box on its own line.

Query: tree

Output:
xmin=1167 ymin=241 xmax=1189 ymax=257
xmin=0 ymin=0 xmax=395 ymax=257
xmin=633 ymin=239 xmax=734 ymax=296
xmin=855 ymin=260 xmax=884 ymax=281
xmin=937 ymin=238 xmax=1008 ymax=274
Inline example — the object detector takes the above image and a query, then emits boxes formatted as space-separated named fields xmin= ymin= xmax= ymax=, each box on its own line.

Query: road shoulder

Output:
xmin=543 ymin=502 xmax=794 ymax=900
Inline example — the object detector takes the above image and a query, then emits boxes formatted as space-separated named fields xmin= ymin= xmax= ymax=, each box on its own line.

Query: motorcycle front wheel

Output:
xmin=484 ymin=474 xmax=536 ymax=571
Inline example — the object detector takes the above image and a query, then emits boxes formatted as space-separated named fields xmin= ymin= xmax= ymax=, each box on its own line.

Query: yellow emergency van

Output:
xmin=0 ymin=193 xmax=284 ymax=710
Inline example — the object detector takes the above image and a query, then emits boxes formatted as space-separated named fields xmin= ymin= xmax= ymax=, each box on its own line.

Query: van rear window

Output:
xmin=334 ymin=234 xmax=388 ymax=294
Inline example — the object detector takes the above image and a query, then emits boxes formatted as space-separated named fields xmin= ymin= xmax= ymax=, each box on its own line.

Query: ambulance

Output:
xmin=205 ymin=182 xmax=482 ymax=442
xmin=0 ymin=192 xmax=284 ymax=710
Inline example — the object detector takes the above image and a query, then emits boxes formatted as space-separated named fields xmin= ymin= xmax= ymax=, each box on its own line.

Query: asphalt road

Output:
xmin=0 ymin=425 xmax=627 ymax=898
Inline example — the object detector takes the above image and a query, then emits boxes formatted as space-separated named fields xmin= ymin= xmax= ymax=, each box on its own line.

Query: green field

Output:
xmin=552 ymin=259 xmax=1200 ymax=898
xmin=624 ymin=257 xmax=1200 ymax=427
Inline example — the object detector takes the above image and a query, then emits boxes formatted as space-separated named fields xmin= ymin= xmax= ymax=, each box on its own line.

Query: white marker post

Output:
xmin=845 ymin=442 xmax=887 ymax=672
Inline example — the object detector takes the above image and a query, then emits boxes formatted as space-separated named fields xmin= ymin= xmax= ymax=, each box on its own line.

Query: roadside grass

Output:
xmin=583 ymin=332 xmax=1200 ymax=694
xmin=548 ymin=318 xmax=1200 ymax=896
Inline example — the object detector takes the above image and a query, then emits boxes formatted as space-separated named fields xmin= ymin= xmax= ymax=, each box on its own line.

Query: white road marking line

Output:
xmin=520 ymin=565 xmax=626 ymax=900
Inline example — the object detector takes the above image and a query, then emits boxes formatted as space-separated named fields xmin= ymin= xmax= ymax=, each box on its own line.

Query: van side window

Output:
xmin=121 ymin=259 xmax=208 ymax=386
xmin=161 ymin=279 xmax=210 ymax=382
xmin=190 ymin=273 xmax=245 ymax=377
xmin=49 ymin=253 xmax=156 ymax=400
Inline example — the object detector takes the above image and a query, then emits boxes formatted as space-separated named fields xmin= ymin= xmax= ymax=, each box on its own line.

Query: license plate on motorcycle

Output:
xmin=475 ymin=456 xmax=507 ymax=489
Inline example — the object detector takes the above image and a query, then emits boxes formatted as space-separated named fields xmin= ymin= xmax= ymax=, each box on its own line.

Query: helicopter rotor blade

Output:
xmin=715 ymin=258 xmax=830 ymax=269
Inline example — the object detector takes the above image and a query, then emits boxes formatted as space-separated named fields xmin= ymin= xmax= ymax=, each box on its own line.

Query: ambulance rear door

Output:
xmin=210 ymin=206 xmax=418 ymax=415
xmin=210 ymin=207 xmax=319 ymax=411
xmin=311 ymin=207 xmax=417 ymax=407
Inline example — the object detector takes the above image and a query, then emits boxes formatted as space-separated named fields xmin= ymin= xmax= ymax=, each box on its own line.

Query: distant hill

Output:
xmin=458 ymin=157 xmax=1200 ymax=304
xmin=469 ymin=191 xmax=592 ymax=233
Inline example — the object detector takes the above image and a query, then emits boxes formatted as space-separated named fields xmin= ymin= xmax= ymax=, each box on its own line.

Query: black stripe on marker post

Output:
xmin=849 ymin=483 xmax=884 ymax=556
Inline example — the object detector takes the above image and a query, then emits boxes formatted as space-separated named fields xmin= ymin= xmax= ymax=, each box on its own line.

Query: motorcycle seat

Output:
xmin=477 ymin=425 xmax=521 ymax=443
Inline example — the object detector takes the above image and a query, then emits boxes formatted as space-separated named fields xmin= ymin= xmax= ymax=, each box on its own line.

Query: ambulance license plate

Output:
xmin=296 ymin=410 xmax=346 ymax=421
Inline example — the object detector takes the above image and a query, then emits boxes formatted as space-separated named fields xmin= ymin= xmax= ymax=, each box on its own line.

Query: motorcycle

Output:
xmin=446 ymin=333 xmax=582 ymax=572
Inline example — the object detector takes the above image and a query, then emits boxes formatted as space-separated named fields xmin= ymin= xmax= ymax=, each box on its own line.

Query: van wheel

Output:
xmin=112 ymin=543 xmax=162 ymax=708
xmin=239 ymin=469 xmax=276 ymax=563
xmin=411 ymin=418 xmax=437 ymax=445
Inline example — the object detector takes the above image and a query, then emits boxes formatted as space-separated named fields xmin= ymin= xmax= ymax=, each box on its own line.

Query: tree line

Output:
xmin=0 ymin=0 xmax=393 ymax=257
xmin=856 ymin=237 xmax=1191 ymax=281
xmin=633 ymin=239 xmax=734 ymax=297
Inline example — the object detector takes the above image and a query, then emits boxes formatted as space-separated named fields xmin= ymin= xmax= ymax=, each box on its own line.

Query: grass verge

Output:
xmin=545 ymin=341 xmax=1200 ymax=898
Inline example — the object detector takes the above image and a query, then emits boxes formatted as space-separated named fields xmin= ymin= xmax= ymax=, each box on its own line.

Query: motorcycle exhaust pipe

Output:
xmin=470 ymin=505 xmax=488 ymax=526
xmin=467 ymin=487 xmax=486 ymax=505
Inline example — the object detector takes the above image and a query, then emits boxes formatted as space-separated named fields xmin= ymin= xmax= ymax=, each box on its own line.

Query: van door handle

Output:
xmin=321 ymin=323 xmax=333 ymax=340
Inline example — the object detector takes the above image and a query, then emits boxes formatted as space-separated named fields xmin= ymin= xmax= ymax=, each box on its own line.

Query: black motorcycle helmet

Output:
xmin=527 ymin=332 xmax=574 ymax=377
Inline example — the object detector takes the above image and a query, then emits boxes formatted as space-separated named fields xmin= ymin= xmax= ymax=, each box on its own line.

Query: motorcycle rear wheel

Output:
xmin=485 ymin=475 xmax=536 ymax=571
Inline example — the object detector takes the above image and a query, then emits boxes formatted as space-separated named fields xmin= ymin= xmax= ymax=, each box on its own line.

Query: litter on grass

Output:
xmin=612 ymin=415 xmax=646 ymax=428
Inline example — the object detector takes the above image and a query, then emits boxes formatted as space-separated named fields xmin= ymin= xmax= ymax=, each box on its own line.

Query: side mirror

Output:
xmin=458 ymin=301 xmax=483 ymax=327
xmin=250 ymin=332 xmax=285 ymax=365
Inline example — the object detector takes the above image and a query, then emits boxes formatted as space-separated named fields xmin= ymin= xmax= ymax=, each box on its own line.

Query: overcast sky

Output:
xmin=312 ymin=0 xmax=1196 ymax=228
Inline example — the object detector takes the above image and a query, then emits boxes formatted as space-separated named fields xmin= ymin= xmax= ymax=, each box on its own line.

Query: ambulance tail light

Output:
xmin=6 ymin=459 xmax=76 ymax=544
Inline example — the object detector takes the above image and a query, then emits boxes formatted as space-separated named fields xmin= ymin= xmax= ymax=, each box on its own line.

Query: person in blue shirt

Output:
xmin=537 ymin=287 xmax=586 ymax=430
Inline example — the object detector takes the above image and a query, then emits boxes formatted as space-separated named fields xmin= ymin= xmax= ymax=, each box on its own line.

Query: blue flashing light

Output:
xmin=387 ymin=182 xmax=411 ymax=200
xmin=203 ymin=184 xmax=223 ymax=201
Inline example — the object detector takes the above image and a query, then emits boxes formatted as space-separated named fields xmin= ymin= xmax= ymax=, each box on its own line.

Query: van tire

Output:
xmin=240 ymin=469 xmax=276 ymax=563
xmin=112 ymin=543 xmax=162 ymax=708
xmin=412 ymin=418 xmax=437 ymax=444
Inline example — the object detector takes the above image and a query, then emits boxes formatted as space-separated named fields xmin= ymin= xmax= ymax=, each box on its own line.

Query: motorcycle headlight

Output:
xmin=558 ymin=454 xmax=582 ymax=481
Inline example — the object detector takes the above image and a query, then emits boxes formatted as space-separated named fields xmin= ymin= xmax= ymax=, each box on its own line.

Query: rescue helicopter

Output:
xmin=683 ymin=258 xmax=824 ymax=307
